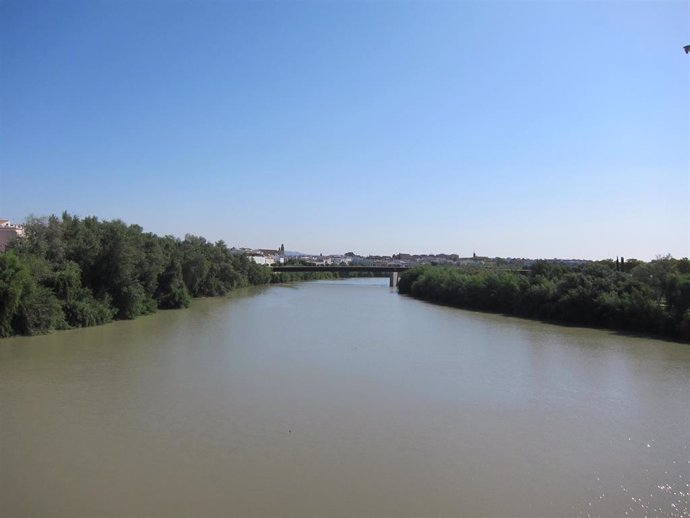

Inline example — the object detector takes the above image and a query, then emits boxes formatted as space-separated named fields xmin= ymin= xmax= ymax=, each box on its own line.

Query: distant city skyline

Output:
xmin=1 ymin=1 xmax=688 ymax=261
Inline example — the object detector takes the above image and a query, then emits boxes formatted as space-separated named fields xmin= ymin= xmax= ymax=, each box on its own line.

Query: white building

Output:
xmin=329 ymin=255 xmax=352 ymax=265
xmin=249 ymin=253 xmax=275 ymax=266
xmin=0 ymin=219 xmax=25 ymax=251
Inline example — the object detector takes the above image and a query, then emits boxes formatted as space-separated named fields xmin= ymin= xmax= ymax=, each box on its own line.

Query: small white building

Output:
xmin=329 ymin=255 xmax=353 ymax=265
xmin=0 ymin=219 xmax=25 ymax=251
xmin=249 ymin=253 xmax=275 ymax=266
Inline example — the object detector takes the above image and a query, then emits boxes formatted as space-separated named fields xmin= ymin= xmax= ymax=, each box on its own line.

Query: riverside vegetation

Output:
xmin=0 ymin=213 xmax=277 ymax=337
xmin=398 ymin=259 xmax=690 ymax=343
xmin=2 ymin=213 xmax=689 ymax=343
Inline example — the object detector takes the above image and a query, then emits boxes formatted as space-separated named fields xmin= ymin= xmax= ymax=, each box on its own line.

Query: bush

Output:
xmin=398 ymin=261 xmax=690 ymax=342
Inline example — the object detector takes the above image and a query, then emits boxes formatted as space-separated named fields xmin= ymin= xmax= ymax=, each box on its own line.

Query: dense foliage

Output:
xmin=0 ymin=213 xmax=272 ymax=337
xmin=398 ymin=258 xmax=690 ymax=342
xmin=270 ymin=271 xmax=339 ymax=283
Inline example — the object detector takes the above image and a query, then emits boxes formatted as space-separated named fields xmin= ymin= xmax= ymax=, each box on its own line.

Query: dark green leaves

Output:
xmin=0 ymin=213 xmax=272 ymax=337
xmin=398 ymin=259 xmax=690 ymax=342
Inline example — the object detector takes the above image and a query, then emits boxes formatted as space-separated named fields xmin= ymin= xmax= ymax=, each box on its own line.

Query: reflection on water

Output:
xmin=1 ymin=278 xmax=688 ymax=517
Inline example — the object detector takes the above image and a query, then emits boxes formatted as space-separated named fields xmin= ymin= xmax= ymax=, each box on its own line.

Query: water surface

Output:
xmin=1 ymin=279 xmax=688 ymax=517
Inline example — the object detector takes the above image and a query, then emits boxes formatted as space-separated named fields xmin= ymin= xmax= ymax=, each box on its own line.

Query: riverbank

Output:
xmin=398 ymin=263 xmax=690 ymax=343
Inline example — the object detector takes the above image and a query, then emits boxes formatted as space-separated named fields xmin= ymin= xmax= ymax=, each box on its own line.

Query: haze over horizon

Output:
xmin=1 ymin=1 xmax=688 ymax=261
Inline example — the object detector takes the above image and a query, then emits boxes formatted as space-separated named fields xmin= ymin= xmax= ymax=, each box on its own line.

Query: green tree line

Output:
xmin=0 ymin=213 xmax=273 ymax=337
xmin=398 ymin=258 xmax=690 ymax=342
xmin=270 ymin=271 xmax=339 ymax=283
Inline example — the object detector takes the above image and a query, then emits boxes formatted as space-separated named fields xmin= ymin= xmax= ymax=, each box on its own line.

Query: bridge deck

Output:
xmin=271 ymin=265 xmax=409 ymax=273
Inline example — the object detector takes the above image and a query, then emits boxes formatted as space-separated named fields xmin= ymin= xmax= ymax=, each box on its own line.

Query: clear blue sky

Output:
xmin=1 ymin=0 xmax=688 ymax=259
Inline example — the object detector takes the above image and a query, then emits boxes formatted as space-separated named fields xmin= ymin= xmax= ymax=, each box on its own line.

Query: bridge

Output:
xmin=271 ymin=265 xmax=409 ymax=287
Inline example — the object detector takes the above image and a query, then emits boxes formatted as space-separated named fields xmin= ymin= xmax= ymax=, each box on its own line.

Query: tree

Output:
xmin=0 ymin=252 xmax=32 ymax=337
xmin=89 ymin=220 xmax=151 ymax=319
xmin=665 ymin=273 xmax=690 ymax=320
xmin=13 ymin=284 xmax=66 ymax=335
xmin=155 ymin=258 xmax=191 ymax=309
xmin=50 ymin=261 xmax=114 ymax=327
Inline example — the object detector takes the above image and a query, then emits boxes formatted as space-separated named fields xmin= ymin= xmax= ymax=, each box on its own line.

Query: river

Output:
xmin=1 ymin=278 xmax=688 ymax=517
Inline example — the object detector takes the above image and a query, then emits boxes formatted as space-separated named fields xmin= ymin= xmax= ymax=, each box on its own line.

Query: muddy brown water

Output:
xmin=1 ymin=279 xmax=688 ymax=517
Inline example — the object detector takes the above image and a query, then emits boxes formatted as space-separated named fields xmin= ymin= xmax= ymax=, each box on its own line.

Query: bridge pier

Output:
xmin=389 ymin=271 xmax=399 ymax=288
